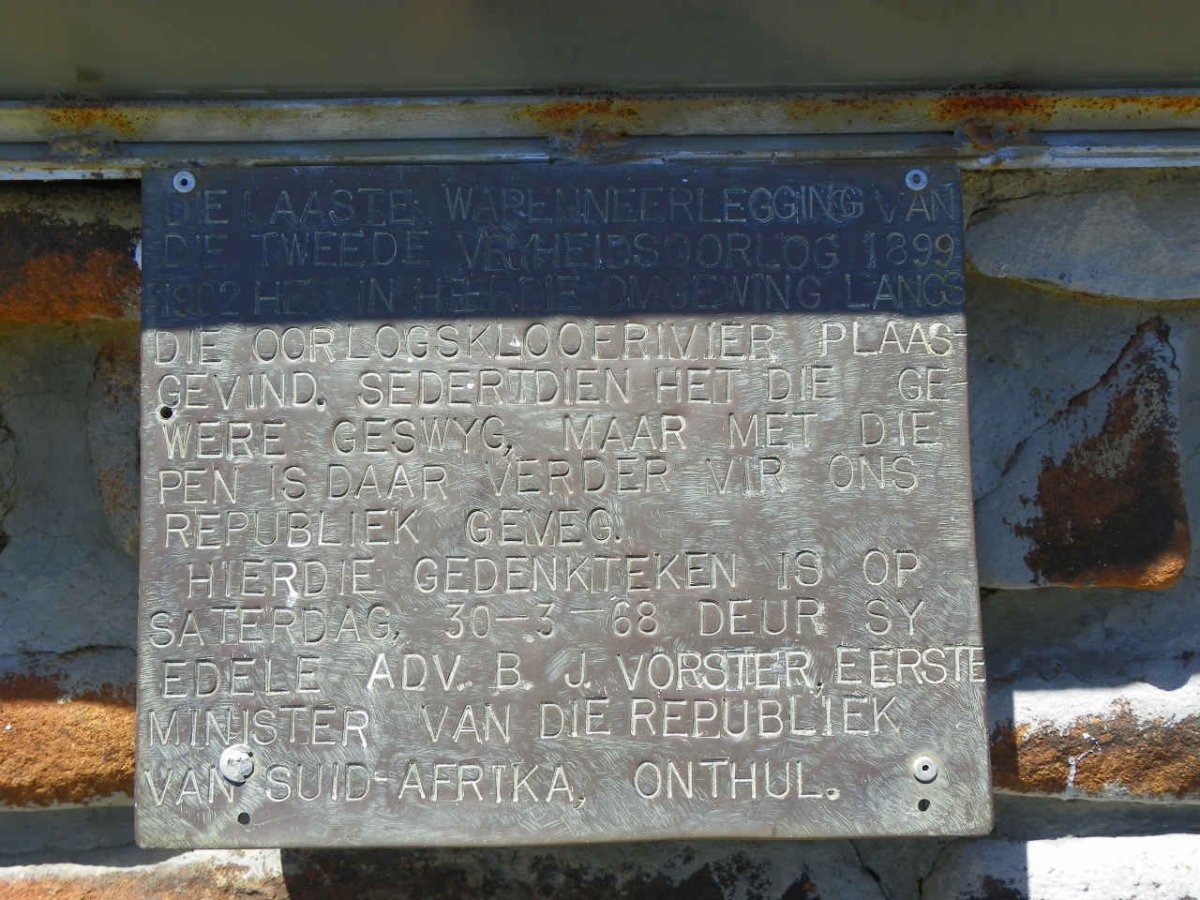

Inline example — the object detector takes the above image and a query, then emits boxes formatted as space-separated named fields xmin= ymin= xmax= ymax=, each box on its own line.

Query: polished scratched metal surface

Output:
xmin=137 ymin=162 xmax=989 ymax=847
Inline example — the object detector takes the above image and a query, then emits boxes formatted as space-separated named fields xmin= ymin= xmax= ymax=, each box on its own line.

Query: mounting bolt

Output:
xmin=912 ymin=755 xmax=939 ymax=784
xmin=219 ymin=744 xmax=255 ymax=785
xmin=172 ymin=170 xmax=196 ymax=194
xmin=905 ymin=168 xmax=929 ymax=191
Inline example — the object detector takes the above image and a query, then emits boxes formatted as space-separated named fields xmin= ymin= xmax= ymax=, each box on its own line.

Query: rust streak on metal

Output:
xmin=512 ymin=97 xmax=641 ymax=131
xmin=508 ymin=91 xmax=1200 ymax=137
xmin=784 ymin=92 xmax=916 ymax=122
xmin=933 ymin=92 xmax=1061 ymax=122
xmin=513 ymin=98 xmax=645 ymax=155
xmin=1144 ymin=94 xmax=1200 ymax=115
xmin=932 ymin=91 xmax=1200 ymax=124
xmin=43 ymin=104 xmax=142 ymax=137
xmin=0 ymin=674 xmax=134 ymax=807
xmin=991 ymin=704 xmax=1200 ymax=799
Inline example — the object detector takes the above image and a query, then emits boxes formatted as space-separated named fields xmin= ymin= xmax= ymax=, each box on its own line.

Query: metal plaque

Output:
xmin=137 ymin=162 xmax=989 ymax=847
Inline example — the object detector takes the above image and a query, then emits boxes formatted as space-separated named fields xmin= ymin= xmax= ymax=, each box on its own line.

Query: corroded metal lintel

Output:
xmin=5 ymin=133 xmax=1200 ymax=179
xmin=8 ymin=91 xmax=1200 ymax=142
xmin=2 ymin=91 xmax=1200 ymax=176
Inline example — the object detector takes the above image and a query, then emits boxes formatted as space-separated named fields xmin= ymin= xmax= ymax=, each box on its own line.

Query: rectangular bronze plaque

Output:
xmin=137 ymin=162 xmax=990 ymax=847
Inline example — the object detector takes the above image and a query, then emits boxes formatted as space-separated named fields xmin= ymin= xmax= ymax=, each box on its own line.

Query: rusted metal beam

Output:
xmin=3 ymin=91 xmax=1200 ymax=142
xmin=5 ymin=133 xmax=1200 ymax=180
xmin=0 ymin=92 xmax=1200 ymax=177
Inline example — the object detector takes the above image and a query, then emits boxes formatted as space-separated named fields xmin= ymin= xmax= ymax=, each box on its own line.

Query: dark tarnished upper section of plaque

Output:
xmin=136 ymin=162 xmax=987 ymax=848
xmin=142 ymin=163 xmax=964 ymax=326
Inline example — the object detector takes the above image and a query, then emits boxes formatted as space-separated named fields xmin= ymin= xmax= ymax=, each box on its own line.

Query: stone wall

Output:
xmin=0 ymin=170 xmax=1198 ymax=898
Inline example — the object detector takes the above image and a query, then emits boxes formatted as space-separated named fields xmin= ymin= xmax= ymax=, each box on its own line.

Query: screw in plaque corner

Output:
xmin=912 ymin=755 xmax=939 ymax=784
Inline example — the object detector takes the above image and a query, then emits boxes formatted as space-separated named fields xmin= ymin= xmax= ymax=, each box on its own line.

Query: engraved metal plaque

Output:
xmin=137 ymin=162 xmax=990 ymax=847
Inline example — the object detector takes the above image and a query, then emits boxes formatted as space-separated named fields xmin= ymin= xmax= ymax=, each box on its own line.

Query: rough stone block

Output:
xmin=0 ymin=184 xmax=139 ymax=323
xmin=989 ymin=792 xmax=1200 ymax=842
xmin=975 ymin=313 xmax=1188 ymax=589
xmin=984 ymin=583 xmax=1200 ymax=801
xmin=966 ymin=172 xmax=1200 ymax=301
xmin=0 ymin=652 xmax=134 ymax=808
xmin=88 ymin=328 xmax=139 ymax=556
xmin=0 ymin=806 xmax=136 ymax=858
xmin=924 ymin=834 xmax=1200 ymax=899
xmin=281 ymin=842 xmax=886 ymax=899
xmin=0 ymin=323 xmax=138 ymax=658
xmin=0 ymin=849 xmax=283 ymax=899
xmin=0 ymin=843 xmax=895 ymax=899
xmin=990 ymin=703 xmax=1200 ymax=802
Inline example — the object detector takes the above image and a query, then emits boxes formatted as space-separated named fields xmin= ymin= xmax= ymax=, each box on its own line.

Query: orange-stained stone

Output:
xmin=0 ymin=861 xmax=286 ymax=900
xmin=0 ymin=674 xmax=134 ymax=807
xmin=991 ymin=703 xmax=1200 ymax=800
xmin=1016 ymin=320 xmax=1189 ymax=589
xmin=0 ymin=205 xmax=138 ymax=323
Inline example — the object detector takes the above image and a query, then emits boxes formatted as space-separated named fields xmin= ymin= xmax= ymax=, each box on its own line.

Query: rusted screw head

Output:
xmin=219 ymin=744 xmax=255 ymax=785
xmin=912 ymin=755 xmax=939 ymax=784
